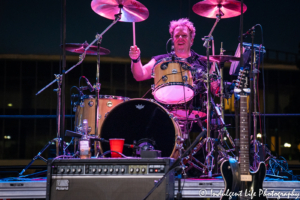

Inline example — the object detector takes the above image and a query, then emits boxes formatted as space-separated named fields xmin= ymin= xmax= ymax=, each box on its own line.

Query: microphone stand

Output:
xmin=35 ymin=13 xmax=122 ymax=156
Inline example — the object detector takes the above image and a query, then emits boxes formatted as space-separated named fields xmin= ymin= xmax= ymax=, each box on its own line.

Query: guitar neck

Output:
xmin=240 ymin=95 xmax=250 ymax=176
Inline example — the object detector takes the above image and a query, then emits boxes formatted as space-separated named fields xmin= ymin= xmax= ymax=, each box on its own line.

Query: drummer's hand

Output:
xmin=129 ymin=45 xmax=141 ymax=60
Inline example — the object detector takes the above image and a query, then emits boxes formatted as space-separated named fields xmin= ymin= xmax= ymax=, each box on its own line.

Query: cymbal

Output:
xmin=200 ymin=55 xmax=240 ymax=63
xmin=62 ymin=42 xmax=110 ymax=55
xmin=91 ymin=0 xmax=149 ymax=22
xmin=193 ymin=0 xmax=247 ymax=19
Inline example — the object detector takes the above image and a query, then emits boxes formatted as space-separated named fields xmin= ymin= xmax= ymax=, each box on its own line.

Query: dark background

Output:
xmin=1 ymin=0 xmax=299 ymax=57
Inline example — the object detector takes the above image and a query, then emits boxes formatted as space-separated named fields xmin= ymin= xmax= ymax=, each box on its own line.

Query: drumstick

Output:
xmin=133 ymin=22 xmax=136 ymax=47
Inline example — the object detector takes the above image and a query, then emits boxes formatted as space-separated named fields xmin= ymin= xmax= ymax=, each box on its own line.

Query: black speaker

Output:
xmin=46 ymin=158 xmax=175 ymax=200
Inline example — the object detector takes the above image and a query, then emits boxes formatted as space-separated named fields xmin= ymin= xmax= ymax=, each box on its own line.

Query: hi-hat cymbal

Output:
xmin=200 ymin=55 xmax=240 ymax=63
xmin=193 ymin=0 xmax=247 ymax=19
xmin=91 ymin=0 xmax=149 ymax=22
xmin=61 ymin=42 xmax=110 ymax=55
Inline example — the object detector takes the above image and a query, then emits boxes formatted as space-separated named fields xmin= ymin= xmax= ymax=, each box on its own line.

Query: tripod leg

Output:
xmin=19 ymin=140 xmax=53 ymax=176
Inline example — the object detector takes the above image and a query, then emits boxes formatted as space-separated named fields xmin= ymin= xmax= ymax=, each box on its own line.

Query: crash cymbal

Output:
xmin=61 ymin=42 xmax=110 ymax=55
xmin=91 ymin=0 xmax=149 ymax=22
xmin=200 ymin=55 xmax=240 ymax=63
xmin=193 ymin=0 xmax=247 ymax=19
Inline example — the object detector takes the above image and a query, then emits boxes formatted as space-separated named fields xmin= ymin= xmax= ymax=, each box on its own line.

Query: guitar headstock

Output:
xmin=234 ymin=67 xmax=250 ymax=95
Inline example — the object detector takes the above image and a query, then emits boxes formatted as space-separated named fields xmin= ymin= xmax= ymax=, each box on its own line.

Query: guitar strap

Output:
xmin=229 ymin=157 xmax=241 ymax=193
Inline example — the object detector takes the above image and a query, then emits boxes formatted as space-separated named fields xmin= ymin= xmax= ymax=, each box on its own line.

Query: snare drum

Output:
xmin=74 ymin=95 xmax=129 ymax=136
xmin=100 ymin=99 xmax=182 ymax=158
xmin=152 ymin=57 xmax=194 ymax=104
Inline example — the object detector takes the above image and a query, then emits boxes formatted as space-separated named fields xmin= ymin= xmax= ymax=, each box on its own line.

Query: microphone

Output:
xmin=83 ymin=76 xmax=94 ymax=92
xmin=238 ymin=25 xmax=256 ymax=41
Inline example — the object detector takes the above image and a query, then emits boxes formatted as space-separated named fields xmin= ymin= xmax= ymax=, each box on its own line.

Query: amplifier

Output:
xmin=46 ymin=158 xmax=175 ymax=200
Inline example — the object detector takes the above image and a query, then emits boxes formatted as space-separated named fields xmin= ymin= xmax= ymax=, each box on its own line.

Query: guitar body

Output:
xmin=220 ymin=159 xmax=240 ymax=200
xmin=221 ymin=161 xmax=267 ymax=200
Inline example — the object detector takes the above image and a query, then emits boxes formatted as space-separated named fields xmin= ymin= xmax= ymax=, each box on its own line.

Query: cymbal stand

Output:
xmin=250 ymin=30 xmax=260 ymax=169
xmin=203 ymin=12 xmax=222 ymax=48
xmin=219 ymin=42 xmax=225 ymax=120
xmin=35 ymin=13 xmax=122 ymax=157
xmin=54 ymin=75 xmax=62 ymax=156
xmin=201 ymin=10 xmax=223 ymax=177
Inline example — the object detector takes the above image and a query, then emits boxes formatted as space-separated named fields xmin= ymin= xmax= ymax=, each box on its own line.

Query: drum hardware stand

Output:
xmin=202 ymin=35 xmax=213 ymax=177
xmin=219 ymin=42 xmax=226 ymax=120
xmin=54 ymin=74 xmax=62 ymax=156
xmin=19 ymin=138 xmax=61 ymax=176
xmin=35 ymin=13 xmax=122 ymax=157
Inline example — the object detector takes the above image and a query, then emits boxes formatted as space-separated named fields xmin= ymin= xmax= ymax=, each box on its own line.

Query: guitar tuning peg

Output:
xmin=243 ymin=88 xmax=251 ymax=93
xmin=234 ymin=88 xmax=242 ymax=93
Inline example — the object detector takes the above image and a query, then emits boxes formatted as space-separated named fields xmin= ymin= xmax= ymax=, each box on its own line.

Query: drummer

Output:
xmin=129 ymin=18 xmax=208 ymax=81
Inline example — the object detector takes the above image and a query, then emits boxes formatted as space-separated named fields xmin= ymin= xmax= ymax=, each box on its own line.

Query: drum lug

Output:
xmin=176 ymin=143 xmax=184 ymax=150
xmin=88 ymin=101 xmax=94 ymax=107
xmin=177 ymin=136 xmax=185 ymax=143
xmin=182 ymin=76 xmax=187 ymax=82
xmin=80 ymin=101 xmax=84 ymax=107
xmin=172 ymin=69 xmax=177 ymax=74
xmin=168 ymin=113 xmax=174 ymax=118
xmin=98 ymin=114 xmax=102 ymax=120
xmin=104 ymin=112 xmax=109 ymax=118
xmin=181 ymin=63 xmax=188 ymax=70
xmin=151 ymin=73 xmax=155 ymax=78
xmin=151 ymin=84 xmax=155 ymax=90
xmin=107 ymin=101 xmax=113 ymax=107
xmin=162 ymin=75 xmax=168 ymax=82
xmin=160 ymin=63 xmax=168 ymax=70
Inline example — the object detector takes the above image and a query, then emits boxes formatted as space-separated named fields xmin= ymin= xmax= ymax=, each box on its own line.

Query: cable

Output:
xmin=256 ymin=24 xmax=266 ymax=145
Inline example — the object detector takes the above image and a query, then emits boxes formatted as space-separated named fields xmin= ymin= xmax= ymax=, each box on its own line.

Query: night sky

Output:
xmin=1 ymin=0 xmax=299 ymax=58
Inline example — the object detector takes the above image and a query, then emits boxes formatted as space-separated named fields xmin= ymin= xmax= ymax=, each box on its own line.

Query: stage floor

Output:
xmin=1 ymin=177 xmax=300 ymax=199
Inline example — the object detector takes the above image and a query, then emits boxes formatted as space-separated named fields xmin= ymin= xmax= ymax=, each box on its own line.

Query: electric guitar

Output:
xmin=220 ymin=68 xmax=267 ymax=200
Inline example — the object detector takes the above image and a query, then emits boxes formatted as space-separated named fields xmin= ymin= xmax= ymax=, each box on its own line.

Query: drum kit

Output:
xmin=32 ymin=0 xmax=263 ymax=178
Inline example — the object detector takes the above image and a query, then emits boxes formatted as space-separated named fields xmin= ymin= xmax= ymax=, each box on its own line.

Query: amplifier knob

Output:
xmin=115 ymin=168 xmax=119 ymax=173
xmin=130 ymin=168 xmax=134 ymax=173
xmin=60 ymin=168 xmax=65 ymax=173
xmin=78 ymin=168 xmax=82 ymax=173
xmin=92 ymin=168 xmax=96 ymax=173
xmin=109 ymin=168 xmax=114 ymax=173
xmin=66 ymin=169 xmax=70 ymax=173
xmin=98 ymin=168 xmax=102 ymax=173
xmin=72 ymin=169 xmax=76 ymax=173
xmin=104 ymin=168 xmax=108 ymax=173
xmin=121 ymin=168 xmax=125 ymax=173
xmin=141 ymin=168 xmax=146 ymax=173
xmin=136 ymin=168 xmax=140 ymax=173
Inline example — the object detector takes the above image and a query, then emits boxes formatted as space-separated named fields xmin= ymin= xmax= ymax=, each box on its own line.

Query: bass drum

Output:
xmin=100 ymin=99 xmax=182 ymax=158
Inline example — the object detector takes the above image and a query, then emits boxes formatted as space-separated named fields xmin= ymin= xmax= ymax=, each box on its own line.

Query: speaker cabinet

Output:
xmin=46 ymin=158 xmax=174 ymax=200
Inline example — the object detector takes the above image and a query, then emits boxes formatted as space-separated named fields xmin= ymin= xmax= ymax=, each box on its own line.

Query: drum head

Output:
xmin=100 ymin=99 xmax=178 ymax=157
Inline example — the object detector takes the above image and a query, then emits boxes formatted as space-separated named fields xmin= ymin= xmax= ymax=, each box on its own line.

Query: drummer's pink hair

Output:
xmin=169 ymin=18 xmax=196 ymax=40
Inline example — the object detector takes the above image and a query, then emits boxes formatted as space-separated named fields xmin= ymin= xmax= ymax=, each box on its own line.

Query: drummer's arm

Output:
xmin=131 ymin=58 xmax=156 ymax=81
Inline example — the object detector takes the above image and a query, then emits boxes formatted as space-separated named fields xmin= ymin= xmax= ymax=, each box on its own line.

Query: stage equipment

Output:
xmin=74 ymin=95 xmax=128 ymax=136
xmin=220 ymin=66 xmax=266 ymax=200
xmin=192 ymin=0 xmax=247 ymax=19
xmin=91 ymin=0 xmax=149 ymax=22
xmin=62 ymin=42 xmax=110 ymax=55
xmin=46 ymin=158 xmax=174 ymax=200
xmin=99 ymin=99 xmax=182 ymax=158
xmin=152 ymin=57 xmax=194 ymax=104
